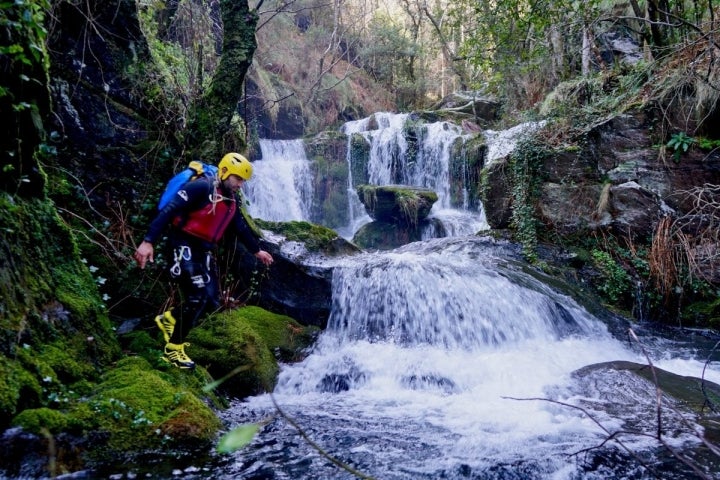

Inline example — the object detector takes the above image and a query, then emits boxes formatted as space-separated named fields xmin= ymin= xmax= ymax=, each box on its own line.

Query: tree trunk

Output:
xmin=581 ymin=25 xmax=592 ymax=76
xmin=186 ymin=0 xmax=260 ymax=162
xmin=421 ymin=4 xmax=469 ymax=91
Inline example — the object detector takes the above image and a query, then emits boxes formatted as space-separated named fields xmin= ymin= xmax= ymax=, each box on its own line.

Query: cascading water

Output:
xmin=345 ymin=112 xmax=488 ymax=238
xmin=340 ymin=117 xmax=373 ymax=238
xmin=219 ymin=237 xmax=720 ymax=479
xmin=227 ymin=116 xmax=720 ymax=479
xmin=246 ymin=112 xmax=495 ymax=239
xmin=244 ymin=139 xmax=314 ymax=222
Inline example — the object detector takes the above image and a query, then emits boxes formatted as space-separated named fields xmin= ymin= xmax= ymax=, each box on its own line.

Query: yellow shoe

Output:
xmin=154 ymin=311 xmax=176 ymax=343
xmin=162 ymin=342 xmax=195 ymax=369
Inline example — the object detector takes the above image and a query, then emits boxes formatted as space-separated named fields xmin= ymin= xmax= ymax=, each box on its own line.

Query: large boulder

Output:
xmin=351 ymin=185 xmax=439 ymax=250
xmin=188 ymin=307 xmax=319 ymax=398
xmin=232 ymin=221 xmax=360 ymax=328
xmin=481 ymin=160 xmax=513 ymax=229
xmin=355 ymin=184 xmax=438 ymax=225
xmin=483 ymin=110 xmax=720 ymax=241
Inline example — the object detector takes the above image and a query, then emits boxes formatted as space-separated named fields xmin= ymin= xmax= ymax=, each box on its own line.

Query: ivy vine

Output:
xmin=509 ymin=138 xmax=548 ymax=262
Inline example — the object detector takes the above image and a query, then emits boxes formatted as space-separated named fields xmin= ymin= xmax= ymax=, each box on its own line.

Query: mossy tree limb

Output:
xmin=186 ymin=0 xmax=260 ymax=161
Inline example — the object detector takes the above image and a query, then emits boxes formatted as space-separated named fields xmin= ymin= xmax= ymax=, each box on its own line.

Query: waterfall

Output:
xmin=345 ymin=112 xmax=488 ymax=237
xmin=247 ymin=114 xmax=546 ymax=237
xmin=220 ymin=236 xmax=720 ymax=479
xmin=327 ymin=240 xmax=602 ymax=349
xmin=340 ymin=118 xmax=373 ymax=238
xmin=243 ymin=139 xmax=313 ymax=221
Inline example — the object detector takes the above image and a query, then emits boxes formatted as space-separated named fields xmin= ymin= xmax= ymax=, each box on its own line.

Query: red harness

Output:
xmin=175 ymin=188 xmax=236 ymax=243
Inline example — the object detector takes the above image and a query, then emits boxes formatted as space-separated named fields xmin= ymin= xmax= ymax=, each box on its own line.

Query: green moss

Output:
xmin=187 ymin=311 xmax=278 ymax=397
xmin=255 ymin=219 xmax=354 ymax=254
xmin=235 ymin=305 xmax=319 ymax=362
xmin=80 ymin=356 xmax=221 ymax=455
xmin=40 ymin=343 xmax=99 ymax=383
xmin=0 ymin=356 xmax=42 ymax=422
xmin=12 ymin=407 xmax=69 ymax=434
xmin=356 ymin=184 xmax=437 ymax=227
xmin=0 ymin=195 xmax=119 ymax=365
xmin=121 ymin=330 xmax=162 ymax=361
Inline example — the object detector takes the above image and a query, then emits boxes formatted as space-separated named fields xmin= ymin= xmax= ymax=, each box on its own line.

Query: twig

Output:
xmin=270 ymin=394 xmax=377 ymax=480
xmin=502 ymin=395 xmax=658 ymax=475
xmin=628 ymin=328 xmax=664 ymax=439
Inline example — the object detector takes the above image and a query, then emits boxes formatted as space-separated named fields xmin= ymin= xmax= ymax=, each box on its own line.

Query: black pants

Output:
xmin=167 ymin=243 xmax=220 ymax=344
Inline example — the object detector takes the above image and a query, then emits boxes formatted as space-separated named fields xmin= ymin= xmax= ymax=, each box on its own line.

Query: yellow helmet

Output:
xmin=218 ymin=152 xmax=253 ymax=181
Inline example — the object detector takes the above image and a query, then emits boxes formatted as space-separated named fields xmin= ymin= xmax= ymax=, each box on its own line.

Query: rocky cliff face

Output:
xmin=484 ymin=111 xmax=720 ymax=238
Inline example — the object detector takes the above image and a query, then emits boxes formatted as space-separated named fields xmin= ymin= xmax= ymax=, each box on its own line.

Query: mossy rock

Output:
xmin=76 ymin=356 xmax=220 ymax=460
xmin=0 ymin=356 xmax=42 ymax=426
xmin=36 ymin=342 xmax=100 ymax=384
xmin=255 ymin=219 xmax=359 ymax=255
xmin=188 ymin=307 xmax=318 ymax=398
xmin=355 ymin=184 xmax=438 ymax=226
xmin=349 ymin=132 xmax=371 ymax=186
xmin=187 ymin=309 xmax=279 ymax=398
xmin=233 ymin=305 xmax=319 ymax=362
xmin=0 ymin=194 xmax=121 ymax=433
xmin=11 ymin=406 xmax=69 ymax=434
xmin=8 ymin=356 xmax=222 ymax=468
xmin=352 ymin=220 xmax=423 ymax=250
xmin=449 ymin=134 xmax=485 ymax=209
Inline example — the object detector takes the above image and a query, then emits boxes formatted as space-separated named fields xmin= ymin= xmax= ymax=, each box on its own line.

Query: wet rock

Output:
xmin=572 ymin=360 xmax=720 ymax=443
xmin=356 ymin=184 xmax=438 ymax=225
xmin=232 ymin=223 xmax=360 ymax=327
xmin=317 ymin=369 xmax=367 ymax=393
xmin=402 ymin=374 xmax=458 ymax=395
xmin=480 ymin=159 xmax=513 ymax=229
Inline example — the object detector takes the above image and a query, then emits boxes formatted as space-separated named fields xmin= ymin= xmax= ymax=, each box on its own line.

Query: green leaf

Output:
xmin=217 ymin=424 xmax=259 ymax=453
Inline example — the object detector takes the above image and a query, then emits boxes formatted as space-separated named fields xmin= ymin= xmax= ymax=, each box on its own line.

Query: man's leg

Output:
xmin=163 ymin=251 xmax=220 ymax=369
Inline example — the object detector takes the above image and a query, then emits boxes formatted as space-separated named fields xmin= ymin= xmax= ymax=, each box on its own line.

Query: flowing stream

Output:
xmin=215 ymin=237 xmax=720 ymax=479
xmin=222 ymin=115 xmax=720 ymax=479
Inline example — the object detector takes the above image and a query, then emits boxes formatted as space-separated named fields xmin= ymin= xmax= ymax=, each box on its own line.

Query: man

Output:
xmin=134 ymin=152 xmax=273 ymax=369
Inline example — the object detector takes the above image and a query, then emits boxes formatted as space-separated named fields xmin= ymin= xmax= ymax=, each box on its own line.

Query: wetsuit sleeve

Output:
xmin=231 ymin=208 xmax=261 ymax=254
xmin=143 ymin=180 xmax=210 ymax=244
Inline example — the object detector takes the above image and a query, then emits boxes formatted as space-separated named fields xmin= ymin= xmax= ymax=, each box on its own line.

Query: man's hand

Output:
xmin=254 ymin=250 xmax=273 ymax=266
xmin=134 ymin=241 xmax=154 ymax=269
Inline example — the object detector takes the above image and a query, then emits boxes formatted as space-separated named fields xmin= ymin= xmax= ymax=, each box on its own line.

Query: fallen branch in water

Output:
xmin=270 ymin=394 xmax=377 ymax=480
xmin=504 ymin=327 xmax=720 ymax=480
